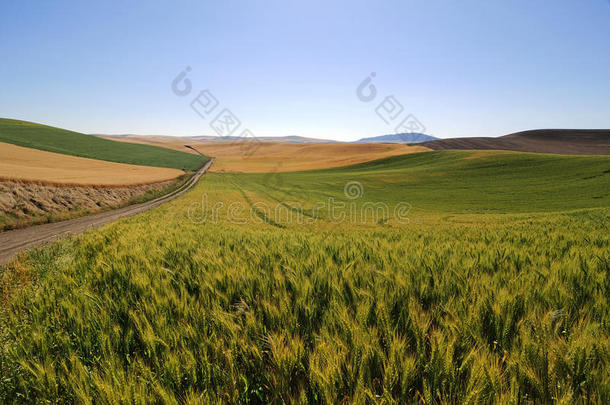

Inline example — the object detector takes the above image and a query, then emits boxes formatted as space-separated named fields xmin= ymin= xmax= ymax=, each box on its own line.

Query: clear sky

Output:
xmin=1 ymin=0 xmax=610 ymax=141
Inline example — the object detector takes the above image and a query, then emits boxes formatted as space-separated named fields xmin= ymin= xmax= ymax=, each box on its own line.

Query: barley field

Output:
xmin=1 ymin=151 xmax=609 ymax=403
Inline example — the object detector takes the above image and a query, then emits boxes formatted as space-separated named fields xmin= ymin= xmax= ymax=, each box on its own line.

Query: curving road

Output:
xmin=0 ymin=158 xmax=214 ymax=266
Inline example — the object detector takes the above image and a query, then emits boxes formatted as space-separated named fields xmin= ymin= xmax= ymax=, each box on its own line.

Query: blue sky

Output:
xmin=1 ymin=0 xmax=609 ymax=141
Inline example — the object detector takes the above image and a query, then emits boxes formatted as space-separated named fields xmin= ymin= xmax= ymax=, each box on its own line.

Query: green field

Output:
xmin=1 ymin=151 xmax=609 ymax=403
xmin=0 ymin=118 xmax=208 ymax=171
xmin=241 ymin=150 xmax=610 ymax=213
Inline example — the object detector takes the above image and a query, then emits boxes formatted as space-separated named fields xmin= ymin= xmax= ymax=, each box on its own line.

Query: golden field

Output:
xmin=0 ymin=142 xmax=185 ymax=186
xmin=198 ymin=142 xmax=430 ymax=172
xmin=103 ymin=136 xmax=430 ymax=172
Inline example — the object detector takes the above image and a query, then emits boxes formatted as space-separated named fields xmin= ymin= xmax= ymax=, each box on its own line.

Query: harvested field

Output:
xmin=103 ymin=137 xmax=430 ymax=172
xmin=0 ymin=142 xmax=185 ymax=186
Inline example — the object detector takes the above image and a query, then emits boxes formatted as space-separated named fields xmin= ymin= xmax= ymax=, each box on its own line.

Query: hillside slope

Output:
xmin=261 ymin=150 xmax=610 ymax=213
xmin=0 ymin=119 xmax=209 ymax=171
xmin=422 ymin=129 xmax=610 ymax=155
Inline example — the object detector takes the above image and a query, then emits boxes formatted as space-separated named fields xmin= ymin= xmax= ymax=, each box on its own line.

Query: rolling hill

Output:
xmin=0 ymin=119 xmax=209 ymax=171
xmin=266 ymin=149 xmax=610 ymax=213
xmin=422 ymin=129 xmax=610 ymax=155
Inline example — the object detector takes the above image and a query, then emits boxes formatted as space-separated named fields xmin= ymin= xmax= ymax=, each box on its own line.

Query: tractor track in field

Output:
xmin=0 ymin=158 xmax=214 ymax=266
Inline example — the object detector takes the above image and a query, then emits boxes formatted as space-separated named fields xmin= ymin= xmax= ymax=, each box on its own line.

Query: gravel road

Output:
xmin=0 ymin=158 xmax=214 ymax=266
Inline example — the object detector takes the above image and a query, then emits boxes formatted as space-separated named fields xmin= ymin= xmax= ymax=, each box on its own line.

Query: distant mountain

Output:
xmin=93 ymin=134 xmax=339 ymax=144
xmin=354 ymin=133 xmax=438 ymax=143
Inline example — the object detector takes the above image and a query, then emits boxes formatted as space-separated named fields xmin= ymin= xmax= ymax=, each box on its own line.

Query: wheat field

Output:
xmin=0 ymin=150 xmax=608 ymax=403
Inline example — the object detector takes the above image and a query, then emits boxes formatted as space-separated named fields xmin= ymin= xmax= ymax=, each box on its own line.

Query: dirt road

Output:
xmin=0 ymin=158 xmax=214 ymax=266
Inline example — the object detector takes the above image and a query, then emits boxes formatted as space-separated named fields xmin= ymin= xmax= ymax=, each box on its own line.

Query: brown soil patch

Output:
xmin=0 ymin=142 xmax=185 ymax=185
